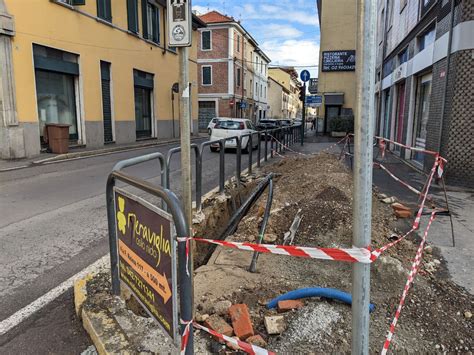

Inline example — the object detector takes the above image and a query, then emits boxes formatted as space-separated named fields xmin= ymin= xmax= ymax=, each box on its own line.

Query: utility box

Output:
xmin=45 ymin=123 xmax=70 ymax=154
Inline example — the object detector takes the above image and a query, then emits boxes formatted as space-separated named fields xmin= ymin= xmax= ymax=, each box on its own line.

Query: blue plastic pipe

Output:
xmin=267 ymin=287 xmax=375 ymax=313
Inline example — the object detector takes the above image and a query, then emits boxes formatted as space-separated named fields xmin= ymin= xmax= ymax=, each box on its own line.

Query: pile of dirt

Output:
xmin=192 ymin=153 xmax=473 ymax=353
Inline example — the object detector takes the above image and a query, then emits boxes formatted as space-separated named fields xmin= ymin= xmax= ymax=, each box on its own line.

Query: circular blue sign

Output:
xmin=300 ymin=70 xmax=310 ymax=82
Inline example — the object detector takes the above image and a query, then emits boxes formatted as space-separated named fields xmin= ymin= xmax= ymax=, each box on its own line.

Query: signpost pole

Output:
xmin=178 ymin=45 xmax=194 ymax=355
xmin=167 ymin=1 xmax=194 ymax=352
xmin=301 ymin=82 xmax=306 ymax=146
xmin=352 ymin=0 xmax=376 ymax=354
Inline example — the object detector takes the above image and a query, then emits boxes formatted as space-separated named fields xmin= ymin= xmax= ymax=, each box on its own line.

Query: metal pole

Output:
xmin=352 ymin=0 xmax=376 ymax=353
xmin=301 ymin=83 xmax=306 ymax=146
xmin=178 ymin=45 xmax=193 ymax=354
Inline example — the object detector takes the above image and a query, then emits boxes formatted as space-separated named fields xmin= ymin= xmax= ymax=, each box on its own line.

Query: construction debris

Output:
xmin=264 ymin=315 xmax=286 ymax=335
xmin=283 ymin=208 xmax=303 ymax=245
xmin=277 ymin=300 xmax=304 ymax=313
xmin=228 ymin=304 xmax=254 ymax=340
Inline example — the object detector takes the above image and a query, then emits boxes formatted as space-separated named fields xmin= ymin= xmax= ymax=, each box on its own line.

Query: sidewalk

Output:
xmin=0 ymin=134 xmax=205 ymax=172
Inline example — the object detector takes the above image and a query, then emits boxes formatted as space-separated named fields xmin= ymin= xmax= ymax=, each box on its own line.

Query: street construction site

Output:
xmin=76 ymin=137 xmax=473 ymax=354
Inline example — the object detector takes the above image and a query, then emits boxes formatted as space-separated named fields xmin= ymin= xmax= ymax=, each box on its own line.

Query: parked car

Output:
xmin=210 ymin=119 xmax=259 ymax=153
xmin=207 ymin=117 xmax=222 ymax=135
xmin=279 ymin=119 xmax=293 ymax=126
xmin=256 ymin=119 xmax=280 ymax=131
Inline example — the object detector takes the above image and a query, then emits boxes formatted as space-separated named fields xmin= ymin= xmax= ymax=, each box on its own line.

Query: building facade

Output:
xmin=375 ymin=0 xmax=474 ymax=187
xmin=0 ymin=0 xmax=204 ymax=159
xmin=196 ymin=11 xmax=270 ymax=129
xmin=268 ymin=67 xmax=302 ymax=119
xmin=267 ymin=77 xmax=290 ymax=119
xmin=316 ymin=0 xmax=357 ymax=132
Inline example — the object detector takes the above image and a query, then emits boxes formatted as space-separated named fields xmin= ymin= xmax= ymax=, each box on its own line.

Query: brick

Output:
xmin=228 ymin=304 xmax=254 ymax=340
xmin=394 ymin=209 xmax=412 ymax=218
xmin=246 ymin=335 xmax=267 ymax=348
xmin=277 ymin=300 xmax=304 ymax=312
xmin=204 ymin=314 xmax=233 ymax=337
xmin=391 ymin=202 xmax=411 ymax=212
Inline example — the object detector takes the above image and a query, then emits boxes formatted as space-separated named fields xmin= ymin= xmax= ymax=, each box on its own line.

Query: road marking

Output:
xmin=0 ymin=255 xmax=109 ymax=336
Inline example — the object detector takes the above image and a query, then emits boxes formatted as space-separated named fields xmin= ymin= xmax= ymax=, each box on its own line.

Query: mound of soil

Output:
xmin=193 ymin=153 xmax=473 ymax=353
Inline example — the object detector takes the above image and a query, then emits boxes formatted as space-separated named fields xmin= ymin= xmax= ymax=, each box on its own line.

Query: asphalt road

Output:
xmin=0 ymin=137 xmax=274 ymax=353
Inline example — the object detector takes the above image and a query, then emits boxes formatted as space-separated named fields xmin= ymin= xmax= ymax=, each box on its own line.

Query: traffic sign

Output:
xmin=114 ymin=188 xmax=178 ymax=342
xmin=308 ymin=78 xmax=318 ymax=94
xmin=167 ymin=0 xmax=192 ymax=47
xmin=305 ymin=95 xmax=322 ymax=107
xmin=300 ymin=70 xmax=310 ymax=82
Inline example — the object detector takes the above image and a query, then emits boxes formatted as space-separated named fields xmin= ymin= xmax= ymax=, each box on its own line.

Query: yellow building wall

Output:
xmin=317 ymin=0 xmax=357 ymax=118
xmin=268 ymin=68 xmax=291 ymax=92
xmin=7 ymin=0 xmax=198 ymax=132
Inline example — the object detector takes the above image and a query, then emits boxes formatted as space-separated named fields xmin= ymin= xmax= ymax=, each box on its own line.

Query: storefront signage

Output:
xmin=322 ymin=50 xmax=356 ymax=72
xmin=114 ymin=188 xmax=178 ymax=341
xmin=167 ymin=0 xmax=192 ymax=47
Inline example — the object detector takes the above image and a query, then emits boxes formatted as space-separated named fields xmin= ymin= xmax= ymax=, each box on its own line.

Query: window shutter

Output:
xmin=105 ymin=0 xmax=112 ymax=21
xmin=127 ymin=0 xmax=138 ymax=33
xmin=153 ymin=6 xmax=160 ymax=43
xmin=72 ymin=0 xmax=86 ymax=5
xmin=142 ymin=0 xmax=148 ymax=39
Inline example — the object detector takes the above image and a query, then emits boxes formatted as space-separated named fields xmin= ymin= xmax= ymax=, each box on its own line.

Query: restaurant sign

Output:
xmin=322 ymin=50 xmax=356 ymax=72
xmin=114 ymin=187 xmax=178 ymax=342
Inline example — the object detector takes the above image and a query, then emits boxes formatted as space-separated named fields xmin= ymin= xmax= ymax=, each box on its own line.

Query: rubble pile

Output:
xmin=192 ymin=153 xmax=473 ymax=353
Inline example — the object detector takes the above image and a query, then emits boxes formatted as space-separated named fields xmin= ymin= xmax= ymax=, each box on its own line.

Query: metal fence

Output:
xmin=113 ymin=125 xmax=301 ymax=212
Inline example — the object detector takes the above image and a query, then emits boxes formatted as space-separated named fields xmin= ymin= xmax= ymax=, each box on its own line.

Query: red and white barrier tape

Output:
xmin=412 ymin=157 xmax=439 ymax=230
xmin=195 ymin=322 xmax=274 ymax=355
xmin=381 ymin=211 xmax=436 ymax=355
xmin=180 ymin=319 xmax=274 ymax=355
xmin=375 ymin=163 xmax=424 ymax=197
xmin=270 ymin=134 xmax=348 ymax=157
xmin=374 ymin=136 xmax=446 ymax=160
xmin=180 ymin=319 xmax=193 ymax=355
xmin=192 ymin=237 xmax=373 ymax=263
xmin=370 ymin=228 xmax=416 ymax=261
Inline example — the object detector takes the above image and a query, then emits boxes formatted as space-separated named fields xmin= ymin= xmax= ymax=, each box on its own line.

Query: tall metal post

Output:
xmin=352 ymin=0 xmax=376 ymax=353
xmin=301 ymin=83 xmax=306 ymax=146
xmin=179 ymin=45 xmax=193 ymax=354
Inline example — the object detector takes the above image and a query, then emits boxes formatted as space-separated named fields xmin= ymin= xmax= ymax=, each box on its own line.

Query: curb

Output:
xmin=74 ymin=274 xmax=133 ymax=355
xmin=0 ymin=135 xmax=206 ymax=172
xmin=34 ymin=136 xmax=205 ymax=164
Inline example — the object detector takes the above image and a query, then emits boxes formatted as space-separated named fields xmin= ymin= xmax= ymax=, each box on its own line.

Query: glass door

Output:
xmin=35 ymin=70 xmax=78 ymax=143
xmin=412 ymin=74 xmax=432 ymax=165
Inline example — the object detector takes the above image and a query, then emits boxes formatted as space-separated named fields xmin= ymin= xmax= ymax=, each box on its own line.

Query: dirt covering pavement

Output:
xmin=192 ymin=153 xmax=473 ymax=353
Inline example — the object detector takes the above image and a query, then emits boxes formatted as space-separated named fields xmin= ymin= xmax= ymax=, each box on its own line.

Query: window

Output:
xmin=133 ymin=70 xmax=154 ymax=139
xmin=142 ymin=0 xmax=160 ymax=43
xmin=201 ymin=31 xmax=211 ymax=50
xmin=237 ymin=35 xmax=240 ymax=52
xmin=398 ymin=48 xmax=408 ymax=65
xmin=236 ymin=68 xmax=241 ymax=87
xmin=97 ymin=0 xmax=112 ymax=22
xmin=33 ymin=45 xmax=80 ymax=143
xmin=202 ymin=66 xmax=212 ymax=85
xmin=418 ymin=25 xmax=435 ymax=51
xmin=255 ymin=82 xmax=258 ymax=96
xmin=127 ymin=0 xmax=139 ymax=33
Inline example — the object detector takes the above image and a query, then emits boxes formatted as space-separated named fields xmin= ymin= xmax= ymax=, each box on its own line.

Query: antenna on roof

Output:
xmin=222 ymin=0 xmax=226 ymax=15
xmin=206 ymin=2 xmax=209 ymax=12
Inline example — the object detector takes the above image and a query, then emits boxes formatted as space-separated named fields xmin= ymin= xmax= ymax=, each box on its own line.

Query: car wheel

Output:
xmin=210 ymin=146 xmax=218 ymax=152
xmin=242 ymin=143 xmax=249 ymax=154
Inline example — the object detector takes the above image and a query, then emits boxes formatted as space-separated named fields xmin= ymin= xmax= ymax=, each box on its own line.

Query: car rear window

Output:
xmin=215 ymin=120 xmax=244 ymax=130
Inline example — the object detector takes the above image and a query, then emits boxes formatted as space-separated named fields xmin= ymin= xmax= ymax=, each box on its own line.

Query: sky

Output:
xmin=192 ymin=0 xmax=320 ymax=79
